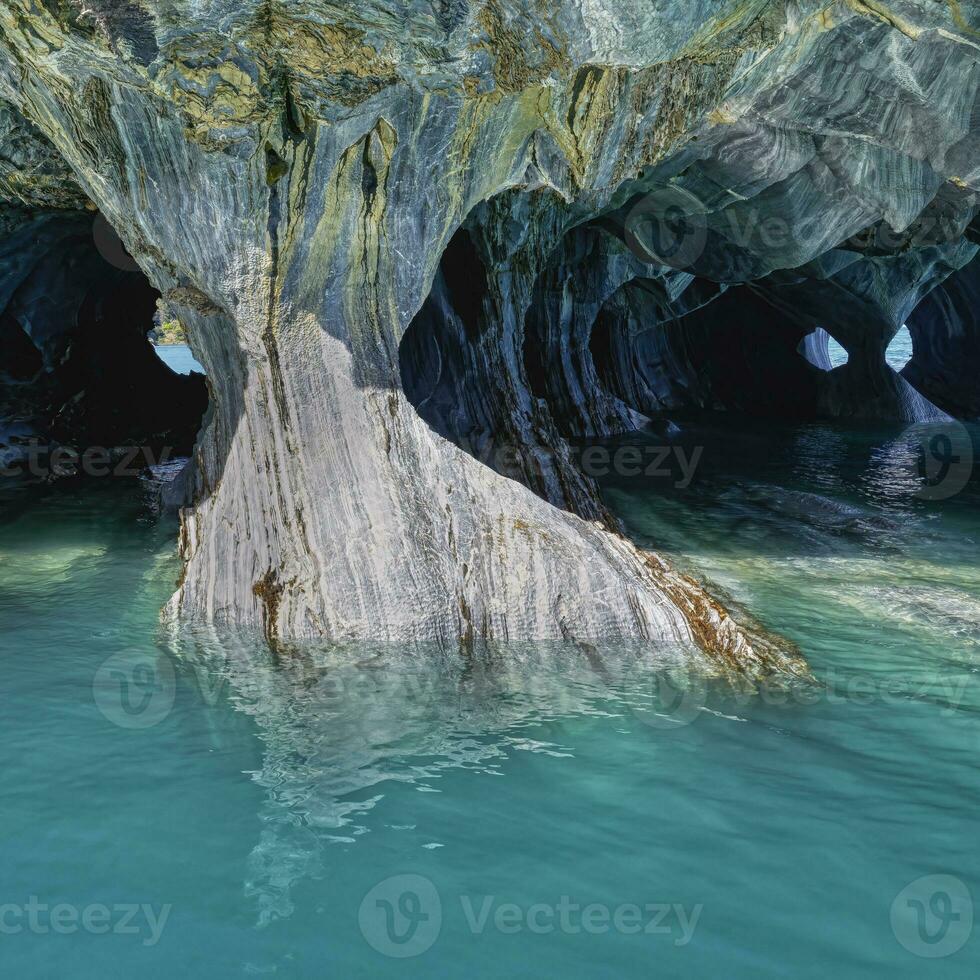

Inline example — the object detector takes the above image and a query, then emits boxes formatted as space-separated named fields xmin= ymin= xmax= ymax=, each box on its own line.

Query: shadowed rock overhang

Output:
xmin=0 ymin=0 xmax=977 ymax=672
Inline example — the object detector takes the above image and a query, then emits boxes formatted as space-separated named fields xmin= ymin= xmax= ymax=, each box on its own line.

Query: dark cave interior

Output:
xmin=0 ymin=209 xmax=208 ymax=480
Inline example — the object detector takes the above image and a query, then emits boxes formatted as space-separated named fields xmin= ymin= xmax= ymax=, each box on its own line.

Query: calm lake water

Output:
xmin=827 ymin=325 xmax=913 ymax=370
xmin=0 ymin=411 xmax=977 ymax=977
xmin=154 ymin=343 xmax=205 ymax=376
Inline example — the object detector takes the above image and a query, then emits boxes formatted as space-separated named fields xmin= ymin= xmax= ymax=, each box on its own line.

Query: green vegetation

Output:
xmin=153 ymin=318 xmax=187 ymax=346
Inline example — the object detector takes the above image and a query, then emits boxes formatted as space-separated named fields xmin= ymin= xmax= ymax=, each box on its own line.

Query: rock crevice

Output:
xmin=0 ymin=1 xmax=978 ymax=668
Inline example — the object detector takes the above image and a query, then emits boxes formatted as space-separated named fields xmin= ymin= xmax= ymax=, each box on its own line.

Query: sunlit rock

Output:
xmin=0 ymin=0 xmax=976 ymax=664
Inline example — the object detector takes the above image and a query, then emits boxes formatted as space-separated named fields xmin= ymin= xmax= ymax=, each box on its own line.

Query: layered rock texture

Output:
xmin=0 ymin=1 xmax=978 ymax=662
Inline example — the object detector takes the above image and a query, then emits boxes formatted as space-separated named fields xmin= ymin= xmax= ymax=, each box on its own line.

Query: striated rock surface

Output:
xmin=0 ymin=1 xmax=977 ymax=664
xmin=905 ymin=238 xmax=980 ymax=419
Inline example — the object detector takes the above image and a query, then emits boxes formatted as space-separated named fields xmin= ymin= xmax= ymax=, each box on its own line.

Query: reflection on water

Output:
xmin=161 ymin=629 xmax=710 ymax=925
xmin=600 ymin=417 xmax=978 ymax=561
xmin=1 ymin=415 xmax=979 ymax=976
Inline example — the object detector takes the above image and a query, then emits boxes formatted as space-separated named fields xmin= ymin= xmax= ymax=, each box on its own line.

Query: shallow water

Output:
xmin=0 ymin=414 xmax=977 ymax=977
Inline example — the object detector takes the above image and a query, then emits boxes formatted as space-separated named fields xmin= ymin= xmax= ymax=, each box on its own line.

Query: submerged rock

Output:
xmin=0 ymin=1 xmax=977 ymax=663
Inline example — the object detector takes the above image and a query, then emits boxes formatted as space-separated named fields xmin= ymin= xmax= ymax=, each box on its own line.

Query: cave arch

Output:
xmin=903 ymin=252 xmax=980 ymax=420
xmin=398 ymin=197 xmax=614 ymax=523
xmin=400 ymin=212 xmax=973 ymax=504
xmin=0 ymin=209 xmax=208 ymax=483
xmin=885 ymin=326 xmax=913 ymax=372
xmin=799 ymin=329 xmax=849 ymax=372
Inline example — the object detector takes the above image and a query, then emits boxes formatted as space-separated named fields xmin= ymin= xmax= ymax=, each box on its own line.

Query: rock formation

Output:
xmin=0 ymin=105 xmax=206 ymax=476
xmin=0 ymin=1 xmax=977 ymax=663
xmin=905 ymin=239 xmax=980 ymax=419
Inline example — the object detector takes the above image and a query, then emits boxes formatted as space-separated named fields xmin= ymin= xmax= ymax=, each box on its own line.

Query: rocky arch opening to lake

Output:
xmin=4 ymin=0 xmax=980 ymax=666
xmin=799 ymin=329 xmax=849 ymax=372
xmin=885 ymin=326 xmax=913 ymax=372
xmin=399 ymin=207 xmax=614 ymax=525
xmin=0 ymin=208 xmax=209 ymax=483
xmin=399 ymin=196 xmax=980 ymax=586
xmin=581 ymin=243 xmax=980 ymax=428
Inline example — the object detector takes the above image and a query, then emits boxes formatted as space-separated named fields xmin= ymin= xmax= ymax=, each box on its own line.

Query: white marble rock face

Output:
xmin=0 ymin=1 xmax=976 ymax=671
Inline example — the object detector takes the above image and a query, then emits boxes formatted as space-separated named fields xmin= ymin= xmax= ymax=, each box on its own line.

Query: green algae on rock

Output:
xmin=0 ymin=1 xmax=977 ymax=671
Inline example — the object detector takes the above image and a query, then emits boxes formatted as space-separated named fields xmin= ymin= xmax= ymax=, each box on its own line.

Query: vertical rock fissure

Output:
xmin=6 ymin=0 xmax=976 ymax=670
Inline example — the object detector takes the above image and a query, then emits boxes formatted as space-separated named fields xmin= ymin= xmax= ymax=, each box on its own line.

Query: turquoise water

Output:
xmin=0 ymin=414 xmax=978 ymax=977
xmin=886 ymin=326 xmax=913 ymax=370
xmin=827 ymin=325 xmax=913 ymax=370
xmin=154 ymin=343 xmax=205 ymax=375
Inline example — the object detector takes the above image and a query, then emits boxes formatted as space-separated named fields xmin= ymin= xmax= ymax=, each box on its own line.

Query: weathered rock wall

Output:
xmin=0 ymin=1 xmax=976 ymax=665
xmin=0 ymin=103 xmax=205 ymax=473
xmin=905 ymin=244 xmax=980 ymax=419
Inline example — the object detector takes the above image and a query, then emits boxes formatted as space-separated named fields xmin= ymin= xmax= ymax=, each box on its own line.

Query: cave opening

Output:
xmin=581 ymin=252 xmax=980 ymax=429
xmin=398 ymin=220 xmax=611 ymax=521
xmin=885 ymin=325 xmax=913 ymax=372
xmin=398 ymin=227 xmax=482 ymax=451
xmin=587 ymin=279 xmax=825 ymax=424
xmin=399 ymin=209 xmax=980 ymax=534
xmin=827 ymin=334 xmax=850 ymax=369
xmin=902 ymin=255 xmax=980 ymax=420
xmin=0 ymin=210 xmax=209 ymax=485
xmin=799 ymin=328 xmax=849 ymax=372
